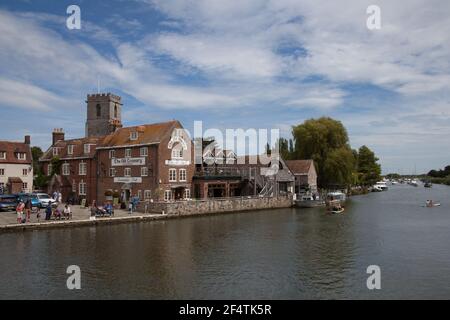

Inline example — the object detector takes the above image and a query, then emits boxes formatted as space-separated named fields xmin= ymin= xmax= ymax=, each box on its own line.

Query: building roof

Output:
xmin=40 ymin=136 xmax=104 ymax=161
xmin=0 ymin=140 xmax=32 ymax=165
xmin=8 ymin=177 xmax=23 ymax=183
xmin=100 ymin=120 xmax=179 ymax=148
xmin=285 ymin=160 xmax=314 ymax=175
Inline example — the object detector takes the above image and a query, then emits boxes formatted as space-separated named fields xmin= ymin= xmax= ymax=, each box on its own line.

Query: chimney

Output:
xmin=52 ymin=128 xmax=65 ymax=145
xmin=24 ymin=135 xmax=31 ymax=145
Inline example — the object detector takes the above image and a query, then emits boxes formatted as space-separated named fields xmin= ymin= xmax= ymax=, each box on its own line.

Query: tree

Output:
xmin=276 ymin=138 xmax=290 ymax=160
xmin=357 ymin=145 xmax=381 ymax=186
xmin=292 ymin=117 xmax=354 ymax=188
xmin=31 ymin=146 xmax=43 ymax=174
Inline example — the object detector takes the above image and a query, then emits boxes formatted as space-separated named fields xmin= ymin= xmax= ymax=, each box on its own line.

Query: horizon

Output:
xmin=1 ymin=0 xmax=449 ymax=174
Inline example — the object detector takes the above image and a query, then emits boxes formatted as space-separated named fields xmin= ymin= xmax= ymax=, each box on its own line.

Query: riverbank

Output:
xmin=0 ymin=196 xmax=293 ymax=233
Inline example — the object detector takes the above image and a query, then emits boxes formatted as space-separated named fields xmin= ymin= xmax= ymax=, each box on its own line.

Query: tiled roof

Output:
xmin=285 ymin=160 xmax=314 ymax=174
xmin=100 ymin=120 xmax=179 ymax=148
xmin=0 ymin=141 xmax=32 ymax=164
xmin=40 ymin=136 xmax=104 ymax=161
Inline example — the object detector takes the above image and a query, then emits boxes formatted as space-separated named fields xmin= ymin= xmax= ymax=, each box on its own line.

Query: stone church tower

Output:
xmin=85 ymin=93 xmax=123 ymax=137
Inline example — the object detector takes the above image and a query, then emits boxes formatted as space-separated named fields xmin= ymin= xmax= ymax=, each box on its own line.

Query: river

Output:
xmin=1 ymin=183 xmax=449 ymax=299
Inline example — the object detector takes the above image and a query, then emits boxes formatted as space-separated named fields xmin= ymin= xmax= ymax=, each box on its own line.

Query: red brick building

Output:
xmin=40 ymin=93 xmax=194 ymax=205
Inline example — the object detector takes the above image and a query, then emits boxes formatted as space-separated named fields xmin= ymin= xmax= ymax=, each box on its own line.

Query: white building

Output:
xmin=0 ymin=136 xmax=33 ymax=194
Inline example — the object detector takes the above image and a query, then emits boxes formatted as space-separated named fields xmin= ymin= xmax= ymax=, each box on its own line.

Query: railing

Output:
xmin=194 ymin=166 xmax=251 ymax=178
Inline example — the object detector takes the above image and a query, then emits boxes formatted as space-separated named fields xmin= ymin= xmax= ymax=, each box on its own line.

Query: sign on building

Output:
xmin=112 ymin=157 xmax=145 ymax=166
xmin=113 ymin=177 xmax=143 ymax=183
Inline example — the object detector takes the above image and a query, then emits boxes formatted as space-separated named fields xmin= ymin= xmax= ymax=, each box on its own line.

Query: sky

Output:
xmin=0 ymin=0 xmax=449 ymax=174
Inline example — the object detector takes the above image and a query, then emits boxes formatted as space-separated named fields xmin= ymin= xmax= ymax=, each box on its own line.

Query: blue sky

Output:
xmin=1 ymin=0 xmax=449 ymax=174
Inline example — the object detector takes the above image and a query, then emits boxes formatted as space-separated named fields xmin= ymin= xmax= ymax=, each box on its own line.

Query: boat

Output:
xmin=326 ymin=199 xmax=345 ymax=214
xmin=326 ymin=191 xmax=346 ymax=205
xmin=374 ymin=181 xmax=388 ymax=191
xmin=294 ymin=194 xmax=325 ymax=208
xmin=424 ymin=182 xmax=432 ymax=188
xmin=424 ymin=200 xmax=440 ymax=207
xmin=408 ymin=179 xmax=418 ymax=187
xmin=371 ymin=185 xmax=383 ymax=192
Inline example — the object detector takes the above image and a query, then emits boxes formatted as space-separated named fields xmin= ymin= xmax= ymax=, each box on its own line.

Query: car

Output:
xmin=0 ymin=195 xmax=18 ymax=212
xmin=16 ymin=193 xmax=41 ymax=208
xmin=35 ymin=193 xmax=57 ymax=208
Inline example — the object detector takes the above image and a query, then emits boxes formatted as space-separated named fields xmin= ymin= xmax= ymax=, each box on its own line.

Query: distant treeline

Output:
xmin=426 ymin=165 xmax=450 ymax=185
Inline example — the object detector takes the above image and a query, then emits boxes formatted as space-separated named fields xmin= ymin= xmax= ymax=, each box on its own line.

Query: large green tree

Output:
xmin=292 ymin=117 xmax=355 ymax=188
xmin=357 ymin=145 xmax=381 ymax=186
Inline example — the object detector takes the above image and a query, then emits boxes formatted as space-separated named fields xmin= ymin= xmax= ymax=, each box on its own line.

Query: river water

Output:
xmin=1 ymin=184 xmax=449 ymax=299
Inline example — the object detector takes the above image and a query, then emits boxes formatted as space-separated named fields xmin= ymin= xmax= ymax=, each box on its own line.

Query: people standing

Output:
xmin=45 ymin=204 xmax=52 ymax=220
xmin=57 ymin=191 xmax=62 ymax=204
xmin=24 ymin=198 xmax=32 ymax=223
xmin=16 ymin=200 xmax=25 ymax=224
xmin=64 ymin=204 xmax=72 ymax=220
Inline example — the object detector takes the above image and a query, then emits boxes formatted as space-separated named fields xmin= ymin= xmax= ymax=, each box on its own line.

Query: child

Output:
xmin=16 ymin=200 xmax=25 ymax=224
xmin=45 ymin=205 xmax=52 ymax=220
xmin=63 ymin=204 xmax=72 ymax=220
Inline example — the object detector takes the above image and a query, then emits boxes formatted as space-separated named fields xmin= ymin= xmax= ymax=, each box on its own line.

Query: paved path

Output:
xmin=0 ymin=204 xmax=160 ymax=229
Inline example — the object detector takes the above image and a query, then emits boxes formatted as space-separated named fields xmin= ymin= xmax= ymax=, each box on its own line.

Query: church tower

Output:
xmin=85 ymin=93 xmax=123 ymax=137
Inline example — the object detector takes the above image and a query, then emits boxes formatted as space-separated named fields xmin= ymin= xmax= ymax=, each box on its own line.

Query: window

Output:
xmin=130 ymin=132 xmax=138 ymax=140
xmin=141 ymin=167 xmax=148 ymax=177
xmin=169 ymin=168 xmax=176 ymax=182
xmin=72 ymin=180 xmax=76 ymax=193
xmin=79 ymin=162 xmax=87 ymax=175
xmin=125 ymin=168 xmax=131 ymax=177
xmin=184 ymin=189 xmax=191 ymax=199
xmin=179 ymin=169 xmax=187 ymax=182
xmin=96 ymin=104 xmax=101 ymax=118
xmin=172 ymin=147 xmax=183 ymax=159
xmin=140 ymin=147 xmax=148 ymax=157
xmin=109 ymin=150 xmax=115 ymax=159
xmin=22 ymin=182 xmax=28 ymax=191
xmin=79 ymin=181 xmax=86 ymax=195
xmin=0 ymin=182 xmax=5 ymax=190
xmin=62 ymin=163 xmax=70 ymax=176
xmin=0 ymin=152 xmax=5 ymax=160
xmin=0 ymin=168 xmax=4 ymax=176
xmin=84 ymin=144 xmax=90 ymax=154
xmin=22 ymin=168 xmax=28 ymax=176
xmin=137 ymin=190 xmax=142 ymax=200
xmin=67 ymin=145 xmax=74 ymax=155
xmin=144 ymin=190 xmax=151 ymax=199
xmin=47 ymin=164 xmax=52 ymax=176
xmin=125 ymin=148 xmax=132 ymax=157
xmin=114 ymin=104 xmax=118 ymax=118
xmin=109 ymin=168 xmax=116 ymax=177
xmin=164 ymin=190 xmax=172 ymax=202
xmin=17 ymin=153 xmax=26 ymax=160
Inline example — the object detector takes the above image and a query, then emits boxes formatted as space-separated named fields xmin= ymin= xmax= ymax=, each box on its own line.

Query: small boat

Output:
xmin=424 ymin=200 xmax=440 ymax=207
xmin=409 ymin=179 xmax=419 ymax=187
xmin=424 ymin=182 xmax=432 ymax=188
xmin=371 ymin=185 xmax=383 ymax=192
xmin=374 ymin=181 xmax=388 ymax=191
xmin=330 ymin=208 xmax=345 ymax=214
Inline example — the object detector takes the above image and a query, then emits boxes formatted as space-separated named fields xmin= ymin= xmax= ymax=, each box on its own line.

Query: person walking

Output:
xmin=16 ymin=200 xmax=25 ymax=224
xmin=24 ymin=198 xmax=32 ymax=223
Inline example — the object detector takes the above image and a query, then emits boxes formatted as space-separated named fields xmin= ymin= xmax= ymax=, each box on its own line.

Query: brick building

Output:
xmin=0 ymin=136 xmax=33 ymax=194
xmin=40 ymin=93 xmax=194 ymax=205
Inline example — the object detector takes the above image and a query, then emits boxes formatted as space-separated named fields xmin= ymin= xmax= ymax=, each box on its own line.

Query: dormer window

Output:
xmin=0 ymin=151 xmax=6 ymax=160
xmin=84 ymin=144 xmax=90 ymax=154
xmin=17 ymin=152 xmax=26 ymax=160
xmin=130 ymin=131 xmax=138 ymax=140
xmin=67 ymin=145 xmax=74 ymax=155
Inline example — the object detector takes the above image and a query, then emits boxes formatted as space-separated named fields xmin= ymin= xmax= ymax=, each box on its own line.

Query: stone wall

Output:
xmin=140 ymin=195 xmax=293 ymax=216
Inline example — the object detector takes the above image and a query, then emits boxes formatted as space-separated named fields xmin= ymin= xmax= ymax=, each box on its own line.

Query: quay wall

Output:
xmin=141 ymin=196 xmax=294 ymax=216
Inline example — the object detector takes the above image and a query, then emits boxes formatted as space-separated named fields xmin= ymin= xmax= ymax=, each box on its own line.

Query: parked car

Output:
xmin=16 ymin=193 xmax=41 ymax=208
xmin=35 ymin=193 xmax=57 ymax=208
xmin=0 ymin=195 xmax=18 ymax=212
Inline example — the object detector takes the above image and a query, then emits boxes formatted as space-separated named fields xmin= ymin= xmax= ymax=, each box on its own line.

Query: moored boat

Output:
xmin=424 ymin=182 xmax=432 ymax=188
xmin=294 ymin=194 xmax=325 ymax=208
